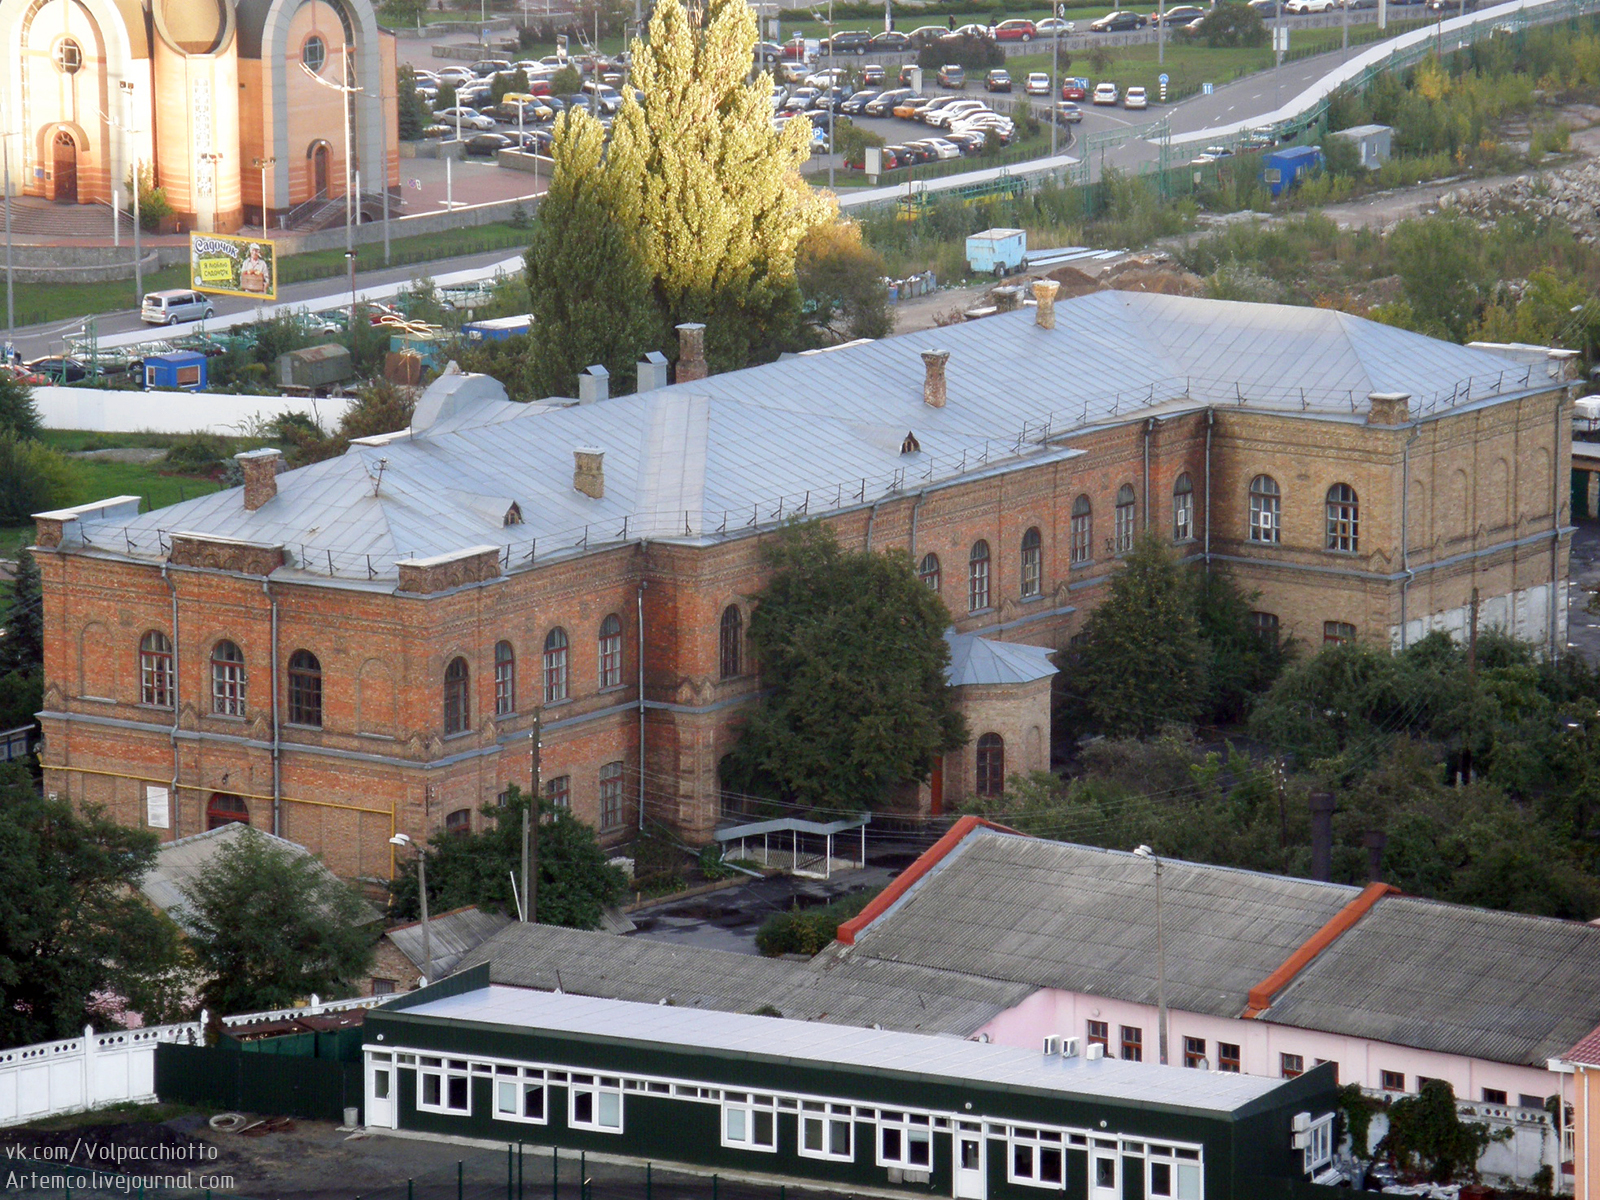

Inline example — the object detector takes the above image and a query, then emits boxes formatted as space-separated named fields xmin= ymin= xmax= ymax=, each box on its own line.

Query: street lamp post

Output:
xmin=253 ymin=155 xmax=277 ymax=230
xmin=118 ymin=80 xmax=143 ymax=307
xmin=2 ymin=114 xmax=14 ymax=344
xmin=300 ymin=47 xmax=364 ymax=346
xmin=390 ymin=833 xmax=433 ymax=983
xmin=1133 ymin=845 xmax=1169 ymax=1066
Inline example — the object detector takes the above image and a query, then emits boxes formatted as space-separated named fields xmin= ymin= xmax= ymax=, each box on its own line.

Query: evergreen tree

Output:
xmin=0 ymin=373 xmax=40 ymax=440
xmin=524 ymin=110 xmax=657 ymax=397
xmin=1072 ymin=531 xmax=1205 ymax=736
xmin=722 ymin=522 xmax=967 ymax=813
xmin=606 ymin=0 xmax=830 ymax=370
xmin=0 ymin=548 xmax=42 ymax=676
xmin=396 ymin=65 xmax=428 ymax=140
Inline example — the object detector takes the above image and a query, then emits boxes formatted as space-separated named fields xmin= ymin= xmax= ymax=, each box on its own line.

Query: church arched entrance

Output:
xmin=310 ymin=142 xmax=330 ymax=198
xmin=52 ymin=130 xmax=78 ymax=204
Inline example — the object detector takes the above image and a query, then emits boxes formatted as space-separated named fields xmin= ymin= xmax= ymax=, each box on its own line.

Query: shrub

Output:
xmin=163 ymin=431 xmax=230 ymax=475
xmin=755 ymin=889 xmax=881 ymax=957
xmin=1200 ymin=1 xmax=1267 ymax=47
xmin=0 ymin=434 xmax=75 ymax=523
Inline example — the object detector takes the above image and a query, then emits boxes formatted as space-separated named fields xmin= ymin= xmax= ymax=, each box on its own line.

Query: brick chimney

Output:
xmin=921 ymin=350 xmax=950 ymax=408
xmin=236 ymin=448 xmax=283 ymax=511
xmin=676 ymin=323 xmax=708 ymax=383
xmin=994 ymin=286 xmax=1022 ymax=313
xmin=1033 ymin=279 xmax=1061 ymax=330
xmin=573 ymin=447 xmax=605 ymax=500
xmin=1366 ymin=392 xmax=1411 ymax=426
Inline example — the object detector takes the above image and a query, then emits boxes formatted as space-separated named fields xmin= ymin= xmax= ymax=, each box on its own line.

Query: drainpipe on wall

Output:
xmin=1142 ymin=419 xmax=1154 ymax=530
xmin=1552 ymin=392 xmax=1567 ymax=659
xmin=161 ymin=562 xmax=181 ymax=839
xmin=1399 ymin=423 xmax=1421 ymax=650
xmin=864 ymin=495 xmax=886 ymax=551
xmin=1203 ymin=410 xmax=1214 ymax=572
xmin=637 ymin=567 xmax=647 ymax=832
xmin=263 ymin=578 xmax=281 ymax=837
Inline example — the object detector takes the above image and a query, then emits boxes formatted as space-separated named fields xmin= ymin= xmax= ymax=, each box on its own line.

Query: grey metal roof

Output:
xmin=387 ymin=906 xmax=513 ymax=976
xmin=68 ymin=293 xmax=1552 ymax=584
xmin=397 ymin=984 xmax=1288 ymax=1114
xmin=945 ymin=630 xmax=1058 ymax=687
xmin=846 ymin=829 xmax=1360 ymax=1019
xmin=453 ymin=920 xmax=1031 ymax=1036
xmin=1259 ymin=894 xmax=1600 ymax=1066
xmin=141 ymin=823 xmax=382 ymax=933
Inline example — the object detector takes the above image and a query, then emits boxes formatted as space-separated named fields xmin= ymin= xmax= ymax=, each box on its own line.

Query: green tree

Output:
xmin=379 ymin=0 xmax=428 ymax=26
xmin=1070 ymin=531 xmax=1205 ymax=736
xmin=177 ymin=827 xmax=377 ymax=1015
xmin=0 ymin=548 xmax=42 ymax=676
xmin=524 ymin=110 xmax=657 ymax=396
xmin=1389 ymin=212 xmax=1486 ymax=342
xmin=606 ymin=0 xmax=827 ymax=370
xmin=796 ymin=219 xmax=892 ymax=344
xmin=1383 ymin=1079 xmax=1501 ymax=1182
xmin=388 ymin=787 xmax=627 ymax=929
xmin=1193 ymin=569 xmax=1291 ymax=722
xmin=397 ymin=65 xmax=428 ymax=140
xmin=0 ymin=373 xmax=40 ymax=440
xmin=1199 ymin=1 xmax=1266 ymax=47
xmin=549 ymin=65 xmax=582 ymax=96
xmin=0 ymin=773 xmax=185 ymax=1044
xmin=722 ymin=522 xmax=967 ymax=813
xmin=0 ymin=433 xmax=75 ymax=524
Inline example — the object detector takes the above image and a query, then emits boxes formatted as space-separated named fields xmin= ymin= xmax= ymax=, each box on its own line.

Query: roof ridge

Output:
xmin=1241 ymin=881 xmax=1399 ymax=1018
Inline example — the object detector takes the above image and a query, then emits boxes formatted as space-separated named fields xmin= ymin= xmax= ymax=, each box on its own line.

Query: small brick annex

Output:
xmin=32 ymin=296 xmax=1575 ymax=880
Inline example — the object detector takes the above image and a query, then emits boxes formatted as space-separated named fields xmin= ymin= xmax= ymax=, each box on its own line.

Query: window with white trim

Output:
xmin=722 ymin=1092 xmax=777 ymax=1152
xmin=492 ymin=1065 xmax=546 ymax=1124
xmin=1303 ymin=1115 xmax=1334 ymax=1174
xmin=418 ymin=1057 xmax=471 ymax=1114
xmin=1008 ymin=1128 xmax=1065 ymax=1189
xmin=877 ymin=1111 xmax=932 ymax=1169
xmin=1148 ymin=1146 xmax=1203 ymax=1200
xmin=569 ymin=1074 xmax=622 ymax=1132
xmin=800 ymin=1102 xmax=854 ymax=1161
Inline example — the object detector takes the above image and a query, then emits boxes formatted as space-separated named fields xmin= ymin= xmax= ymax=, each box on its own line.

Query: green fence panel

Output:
xmin=155 ymin=1042 xmax=362 ymax=1121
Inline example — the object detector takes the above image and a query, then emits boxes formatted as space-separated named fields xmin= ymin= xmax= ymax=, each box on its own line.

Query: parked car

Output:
xmin=821 ymin=30 xmax=872 ymax=53
xmin=464 ymin=132 xmax=516 ymax=156
xmin=918 ymin=95 xmax=965 ymax=121
xmin=898 ymin=64 xmax=920 ymax=86
xmin=1061 ymin=77 xmax=1089 ymax=99
xmin=1024 ymin=72 xmax=1051 ymax=95
xmin=1124 ymin=85 xmax=1148 ymax=109
xmin=435 ymin=107 xmax=497 ymax=130
xmin=784 ymin=86 xmax=822 ymax=110
xmin=839 ymin=89 xmax=880 ymax=114
xmin=936 ymin=63 xmax=966 ymax=88
xmin=870 ymin=30 xmax=912 ymax=50
xmin=907 ymin=24 xmax=949 ymax=45
xmin=947 ymin=22 xmax=994 ymax=38
xmin=1154 ymin=4 xmax=1207 ymax=22
xmin=880 ymin=145 xmax=908 ymax=169
xmin=945 ymin=130 xmax=988 ymax=153
xmin=1248 ymin=0 xmax=1279 ymax=14
xmin=898 ymin=142 xmax=936 ymax=165
xmin=25 ymin=355 xmax=88 ymax=382
xmin=1092 ymin=81 xmax=1120 ymax=104
xmin=470 ymin=59 xmax=512 ymax=77
xmin=862 ymin=64 xmax=887 ymax=86
xmin=1284 ymin=0 xmax=1336 ymax=11
xmin=580 ymin=81 xmax=623 ymax=113
xmin=985 ymin=68 xmax=1013 ymax=92
xmin=140 ymin=289 xmax=214 ymax=326
xmin=994 ymin=18 xmax=1038 ymax=40
xmin=953 ymin=115 xmax=1014 ymax=143
xmin=1055 ymin=100 xmax=1084 ymax=122
xmin=816 ymin=85 xmax=852 ymax=111
xmin=434 ymin=66 xmax=475 ymax=85
xmin=1035 ymin=16 xmax=1076 ymax=34
xmin=928 ymin=99 xmax=989 ymax=126
xmin=1090 ymin=10 xmax=1147 ymax=30
xmin=865 ymin=88 xmax=915 ymax=115
xmin=920 ymin=137 xmax=963 ymax=159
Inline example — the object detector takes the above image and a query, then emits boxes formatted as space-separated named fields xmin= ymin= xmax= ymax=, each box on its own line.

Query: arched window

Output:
xmin=1249 ymin=475 xmax=1281 ymax=543
xmin=494 ymin=641 xmax=516 ymax=716
xmin=445 ymin=808 xmax=472 ymax=835
xmin=211 ymin=640 xmax=246 ymax=716
xmin=1325 ymin=483 xmax=1359 ymax=552
xmin=1173 ymin=473 xmax=1194 ymax=541
xmin=975 ymin=733 xmax=1005 ymax=797
xmin=720 ymin=606 xmax=743 ymax=680
xmin=968 ymin=540 xmax=991 ymax=612
xmin=1115 ymin=484 xmax=1137 ymax=553
xmin=1071 ymin=495 xmax=1092 ymax=565
xmin=207 ymin=792 xmax=249 ymax=830
xmin=444 ymin=656 xmax=470 ymax=734
xmin=139 ymin=631 xmax=174 ymax=708
xmin=288 ymin=649 xmax=322 ymax=727
xmin=543 ymin=628 xmax=569 ymax=703
xmin=918 ymin=552 xmax=941 ymax=591
xmin=598 ymin=615 xmax=623 ymax=689
xmin=1020 ymin=527 xmax=1042 ymax=598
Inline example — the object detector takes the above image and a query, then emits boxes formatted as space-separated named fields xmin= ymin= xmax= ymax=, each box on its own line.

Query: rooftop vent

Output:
xmin=578 ymin=364 xmax=610 ymax=405
xmin=676 ymin=322 xmax=708 ymax=384
xmin=994 ymin=286 xmax=1022 ymax=313
xmin=236 ymin=448 xmax=283 ymax=511
xmin=901 ymin=431 xmax=921 ymax=454
xmin=637 ymin=350 xmax=670 ymax=393
xmin=921 ymin=349 xmax=950 ymax=408
xmin=573 ymin=447 xmax=605 ymax=500
xmin=1033 ymin=279 xmax=1061 ymax=330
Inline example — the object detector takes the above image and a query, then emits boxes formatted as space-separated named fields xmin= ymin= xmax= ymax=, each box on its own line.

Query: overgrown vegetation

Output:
xmin=755 ymin=888 xmax=881 ymax=957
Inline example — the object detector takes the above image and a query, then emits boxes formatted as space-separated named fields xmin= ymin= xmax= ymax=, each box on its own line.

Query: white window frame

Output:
xmin=876 ymin=1111 xmax=933 ymax=1170
xmin=799 ymin=1102 xmax=854 ymax=1162
xmin=1303 ymin=1114 xmax=1334 ymax=1174
xmin=1148 ymin=1146 xmax=1204 ymax=1200
xmin=417 ymin=1056 xmax=472 ymax=1115
xmin=492 ymin=1065 xmax=548 ymax=1125
xmin=722 ymin=1092 xmax=778 ymax=1153
xmin=1007 ymin=1127 xmax=1067 ymax=1190
xmin=568 ymin=1074 xmax=623 ymax=1133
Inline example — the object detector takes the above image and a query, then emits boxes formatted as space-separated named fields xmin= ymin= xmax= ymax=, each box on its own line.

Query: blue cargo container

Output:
xmin=966 ymin=228 xmax=1028 ymax=276
xmin=1261 ymin=145 xmax=1323 ymax=198
xmin=143 ymin=350 xmax=207 ymax=392
xmin=463 ymin=314 xmax=533 ymax=343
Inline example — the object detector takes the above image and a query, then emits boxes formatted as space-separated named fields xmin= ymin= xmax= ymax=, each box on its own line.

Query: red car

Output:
xmin=1061 ymin=77 xmax=1088 ymax=100
xmin=994 ymin=18 xmax=1038 ymax=40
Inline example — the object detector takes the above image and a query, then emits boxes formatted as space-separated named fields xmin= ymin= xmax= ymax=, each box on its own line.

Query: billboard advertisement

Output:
xmin=189 ymin=233 xmax=277 ymax=300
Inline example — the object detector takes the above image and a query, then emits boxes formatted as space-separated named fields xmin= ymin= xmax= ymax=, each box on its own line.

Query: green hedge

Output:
xmin=755 ymin=888 xmax=882 ymax=957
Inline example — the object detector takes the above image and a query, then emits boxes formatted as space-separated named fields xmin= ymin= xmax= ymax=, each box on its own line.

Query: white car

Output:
xmin=1025 ymin=72 xmax=1051 ymax=95
xmin=1124 ymin=85 xmax=1148 ymax=109
xmin=1092 ymin=81 xmax=1119 ymax=105
xmin=919 ymin=137 xmax=963 ymax=159
xmin=435 ymin=66 xmax=475 ymax=86
xmin=433 ymin=107 xmax=497 ymax=130
xmin=948 ymin=22 xmax=994 ymax=37
xmin=1285 ymin=0 xmax=1336 ymax=11
xmin=1035 ymin=16 xmax=1076 ymax=35
xmin=928 ymin=100 xmax=990 ymax=127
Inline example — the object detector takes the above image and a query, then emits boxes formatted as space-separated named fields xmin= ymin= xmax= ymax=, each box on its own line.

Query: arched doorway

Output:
xmin=52 ymin=130 xmax=78 ymax=204
xmin=310 ymin=142 xmax=330 ymax=198
xmin=207 ymin=792 xmax=249 ymax=830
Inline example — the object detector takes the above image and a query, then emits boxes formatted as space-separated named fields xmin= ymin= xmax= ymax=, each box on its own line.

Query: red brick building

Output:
xmin=33 ymin=288 xmax=1574 ymax=879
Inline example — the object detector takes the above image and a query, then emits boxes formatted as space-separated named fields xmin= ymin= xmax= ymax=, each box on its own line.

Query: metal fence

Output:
xmin=154 ymin=1043 xmax=363 ymax=1123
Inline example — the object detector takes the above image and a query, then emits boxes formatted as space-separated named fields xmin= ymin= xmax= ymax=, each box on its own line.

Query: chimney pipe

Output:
xmin=573 ymin=447 xmax=605 ymax=500
xmin=994 ymin=286 xmax=1022 ymax=313
xmin=1033 ymin=279 xmax=1061 ymax=330
xmin=578 ymin=364 xmax=609 ymax=405
xmin=921 ymin=350 xmax=950 ymax=408
xmin=1309 ymin=791 xmax=1336 ymax=882
xmin=1366 ymin=392 xmax=1411 ymax=426
xmin=636 ymin=351 xmax=670 ymax=393
xmin=676 ymin=323 xmax=708 ymax=383
xmin=236 ymin=448 xmax=283 ymax=511
xmin=1362 ymin=830 xmax=1388 ymax=883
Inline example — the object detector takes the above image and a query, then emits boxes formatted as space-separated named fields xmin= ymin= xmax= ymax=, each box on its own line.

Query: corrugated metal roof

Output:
xmin=398 ymin=984 xmax=1288 ymax=1113
xmin=69 ymin=293 xmax=1550 ymax=583
xmin=846 ymin=829 xmax=1360 ymax=1019
xmin=945 ymin=631 xmax=1058 ymax=687
xmin=452 ymin=921 xmax=1031 ymax=1036
xmin=1260 ymin=895 xmax=1600 ymax=1065
xmin=387 ymin=906 xmax=514 ymax=976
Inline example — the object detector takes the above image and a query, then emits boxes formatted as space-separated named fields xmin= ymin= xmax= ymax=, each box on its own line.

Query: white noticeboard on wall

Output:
xmin=146 ymin=785 xmax=170 ymax=830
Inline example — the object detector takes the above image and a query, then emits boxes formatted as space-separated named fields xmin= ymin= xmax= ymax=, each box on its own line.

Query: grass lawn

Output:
xmin=11 ymin=223 xmax=532 ymax=329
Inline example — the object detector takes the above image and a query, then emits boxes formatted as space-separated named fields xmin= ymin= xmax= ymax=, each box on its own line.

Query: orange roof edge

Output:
xmin=836 ymin=815 xmax=1023 ymax=946
xmin=1243 ymin=881 xmax=1399 ymax=1017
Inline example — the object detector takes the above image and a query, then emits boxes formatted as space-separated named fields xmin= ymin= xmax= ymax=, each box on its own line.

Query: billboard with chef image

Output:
xmin=190 ymin=233 xmax=277 ymax=300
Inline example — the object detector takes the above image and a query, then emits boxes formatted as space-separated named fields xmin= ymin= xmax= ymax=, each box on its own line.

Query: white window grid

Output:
xmin=1303 ymin=1114 xmax=1334 ymax=1174
xmin=492 ymin=1065 xmax=548 ymax=1125
xmin=1147 ymin=1145 xmax=1204 ymax=1200
xmin=568 ymin=1073 xmax=623 ymax=1133
xmin=877 ymin=1111 xmax=934 ymax=1169
xmin=799 ymin=1102 xmax=854 ymax=1162
xmin=1008 ymin=1127 xmax=1067 ymax=1189
xmin=722 ymin=1092 xmax=778 ymax=1152
xmin=417 ymin=1056 xmax=471 ymax=1115
xmin=1173 ymin=486 xmax=1193 ymax=542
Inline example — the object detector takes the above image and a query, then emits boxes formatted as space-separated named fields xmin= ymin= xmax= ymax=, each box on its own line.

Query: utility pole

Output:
xmin=1050 ymin=3 xmax=1059 ymax=158
xmin=1463 ymin=586 xmax=1479 ymax=784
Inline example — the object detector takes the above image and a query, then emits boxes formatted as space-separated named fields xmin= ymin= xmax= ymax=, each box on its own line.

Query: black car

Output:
xmin=985 ymin=69 xmax=1013 ymax=92
xmin=1155 ymin=4 xmax=1206 ymax=22
xmin=839 ymin=89 xmax=881 ymax=114
xmin=25 ymin=355 xmax=88 ymax=383
xmin=869 ymin=30 xmax=912 ymax=50
xmin=1089 ymin=10 xmax=1148 ymax=30
xmin=864 ymin=88 xmax=914 ymax=116
xmin=821 ymin=30 xmax=872 ymax=53
xmin=464 ymin=132 xmax=516 ymax=156
xmin=900 ymin=142 xmax=937 ymax=165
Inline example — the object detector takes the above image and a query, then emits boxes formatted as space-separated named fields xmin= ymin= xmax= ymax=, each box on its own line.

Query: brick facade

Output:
xmin=35 ymin=368 xmax=1571 ymax=881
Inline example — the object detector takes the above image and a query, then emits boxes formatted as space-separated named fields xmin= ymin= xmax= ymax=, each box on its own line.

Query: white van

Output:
xmin=141 ymin=289 xmax=215 ymax=326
